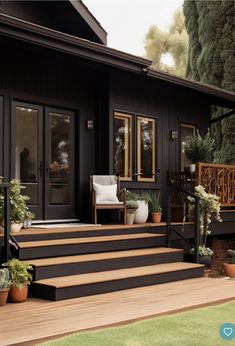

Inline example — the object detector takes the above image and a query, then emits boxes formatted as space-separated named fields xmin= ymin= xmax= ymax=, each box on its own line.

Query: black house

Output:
xmin=0 ymin=0 xmax=234 ymax=222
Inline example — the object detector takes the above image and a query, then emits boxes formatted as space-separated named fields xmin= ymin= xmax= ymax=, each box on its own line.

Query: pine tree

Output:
xmin=183 ymin=0 xmax=235 ymax=164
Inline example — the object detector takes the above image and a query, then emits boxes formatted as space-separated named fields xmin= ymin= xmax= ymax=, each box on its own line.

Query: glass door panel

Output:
xmin=14 ymin=103 xmax=43 ymax=219
xmin=49 ymin=113 xmax=70 ymax=205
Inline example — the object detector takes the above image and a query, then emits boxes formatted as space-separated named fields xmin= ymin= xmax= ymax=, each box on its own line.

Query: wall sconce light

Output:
xmin=86 ymin=119 xmax=94 ymax=130
xmin=171 ymin=130 xmax=178 ymax=140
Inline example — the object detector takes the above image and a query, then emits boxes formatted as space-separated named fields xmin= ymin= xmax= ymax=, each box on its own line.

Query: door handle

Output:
xmin=38 ymin=161 xmax=49 ymax=176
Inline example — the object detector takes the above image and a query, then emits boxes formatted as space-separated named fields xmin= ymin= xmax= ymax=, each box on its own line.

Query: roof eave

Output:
xmin=69 ymin=0 xmax=108 ymax=45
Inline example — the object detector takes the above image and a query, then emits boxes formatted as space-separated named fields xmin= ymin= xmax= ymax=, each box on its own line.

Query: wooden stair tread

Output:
xmin=18 ymin=233 xmax=164 ymax=248
xmin=34 ymin=262 xmax=204 ymax=288
xmin=28 ymin=247 xmax=182 ymax=266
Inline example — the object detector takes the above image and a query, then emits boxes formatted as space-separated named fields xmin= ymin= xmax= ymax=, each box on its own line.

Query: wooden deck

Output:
xmin=1 ymin=277 xmax=235 ymax=346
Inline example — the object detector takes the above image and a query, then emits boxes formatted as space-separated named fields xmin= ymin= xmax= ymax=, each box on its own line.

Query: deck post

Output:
xmin=166 ymin=187 xmax=172 ymax=247
xmin=194 ymin=196 xmax=200 ymax=264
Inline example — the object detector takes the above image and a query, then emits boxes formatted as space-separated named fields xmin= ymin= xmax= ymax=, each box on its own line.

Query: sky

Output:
xmin=82 ymin=0 xmax=184 ymax=57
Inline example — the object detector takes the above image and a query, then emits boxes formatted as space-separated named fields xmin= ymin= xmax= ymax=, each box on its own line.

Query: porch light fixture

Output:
xmin=86 ymin=119 xmax=94 ymax=130
xmin=171 ymin=130 xmax=178 ymax=140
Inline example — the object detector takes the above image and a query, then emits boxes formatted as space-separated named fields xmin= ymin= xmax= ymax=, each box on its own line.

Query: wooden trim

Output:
xmin=180 ymin=123 xmax=196 ymax=170
xmin=137 ymin=116 xmax=156 ymax=182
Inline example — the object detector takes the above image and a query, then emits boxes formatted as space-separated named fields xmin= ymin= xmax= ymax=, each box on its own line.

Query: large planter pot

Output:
xmin=134 ymin=201 xmax=148 ymax=224
xmin=0 ymin=288 xmax=10 ymax=306
xmin=126 ymin=209 xmax=136 ymax=225
xmin=9 ymin=285 xmax=28 ymax=303
xmin=151 ymin=212 xmax=162 ymax=223
xmin=222 ymin=263 xmax=235 ymax=278
xmin=199 ymin=255 xmax=211 ymax=268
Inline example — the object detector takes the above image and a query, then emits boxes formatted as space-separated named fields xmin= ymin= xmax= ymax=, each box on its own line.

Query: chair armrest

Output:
xmin=119 ymin=188 xmax=127 ymax=204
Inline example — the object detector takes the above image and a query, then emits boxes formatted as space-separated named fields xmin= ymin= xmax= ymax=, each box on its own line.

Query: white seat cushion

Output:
xmin=93 ymin=183 xmax=119 ymax=204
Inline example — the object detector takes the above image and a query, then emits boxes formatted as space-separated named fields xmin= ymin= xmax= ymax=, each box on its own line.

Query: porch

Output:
xmin=0 ymin=277 xmax=235 ymax=346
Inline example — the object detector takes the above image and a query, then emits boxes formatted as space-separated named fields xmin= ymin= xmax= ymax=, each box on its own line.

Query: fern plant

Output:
xmin=184 ymin=129 xmax=214 ymax=163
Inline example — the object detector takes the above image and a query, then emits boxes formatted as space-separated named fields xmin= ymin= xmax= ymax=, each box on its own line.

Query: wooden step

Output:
xmin=29 ymin=247 xmax=183 ymax=280
xmin=13 ymin=223 xmax=166 ymax=242
xmin=31 ymin=262 xmax=205 ymax=301
xmin=18 ymin=233 xmax=166 ymax=259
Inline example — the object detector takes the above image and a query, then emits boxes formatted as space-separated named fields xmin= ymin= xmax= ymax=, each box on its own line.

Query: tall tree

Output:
xmin=144 ymin=9 xmax=188 ymax=77
xmin=183 ymin=0 xmax=235 ymax=164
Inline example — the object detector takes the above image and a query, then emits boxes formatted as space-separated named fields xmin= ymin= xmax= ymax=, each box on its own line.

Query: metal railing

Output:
xmin=196 ymin=162 xmax=235 ymax=207
xmin=166 ymin=183 xmax=200 ymax=263
xmin=0 ymin=183 xmax=10 ymax=262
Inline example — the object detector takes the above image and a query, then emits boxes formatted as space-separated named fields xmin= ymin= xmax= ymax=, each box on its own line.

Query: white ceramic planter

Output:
xmin=10 ymin=223 xmax=23 ymax=233
xmin=189 ymin=164 xmax=196 ymax=173
xmin=134 ymin=200 xmax=149 ymax=224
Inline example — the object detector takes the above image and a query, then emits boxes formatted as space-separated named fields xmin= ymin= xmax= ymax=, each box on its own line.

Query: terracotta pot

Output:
xmin=0 ymin=288 xmax=10 ymax=306
xmin=222 ymin=263 xmax=235 ymax=278
xmin=9 ymin=285 xmax=28 ymax=303
xmin=151 ymin=212 xmax=162 ymax=223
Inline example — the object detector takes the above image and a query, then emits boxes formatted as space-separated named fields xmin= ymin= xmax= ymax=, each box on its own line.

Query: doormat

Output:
xmin=30 ymin=223 xmax=101 ymax=228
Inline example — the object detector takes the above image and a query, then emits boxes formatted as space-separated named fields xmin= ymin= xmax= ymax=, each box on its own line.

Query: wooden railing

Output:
xmin=196 ymin=162 xmax=235 ymax=207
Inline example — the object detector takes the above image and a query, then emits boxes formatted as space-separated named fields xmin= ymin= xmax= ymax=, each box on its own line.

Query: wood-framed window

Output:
xmin=180 ymin=123 xmax=196 ymax=170
xmin=114 ymin=112 xmax=132 ymax=181
xmin=137 ymin=116 xmax=156 ymax=182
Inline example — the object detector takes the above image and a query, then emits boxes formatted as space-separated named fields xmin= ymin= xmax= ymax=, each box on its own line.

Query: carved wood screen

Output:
xmin=196 ymin=163 xmax=235 ymax=207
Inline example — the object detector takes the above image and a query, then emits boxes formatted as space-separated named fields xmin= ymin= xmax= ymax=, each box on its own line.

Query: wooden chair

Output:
xmin=90 ymin=175 xmax=126 ymax=224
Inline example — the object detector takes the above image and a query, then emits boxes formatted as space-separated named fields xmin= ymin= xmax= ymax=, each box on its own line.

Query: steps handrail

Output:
xmin=167 ymin=183 xmax=200 ymax=263
xmin=0 ymin=183 xmax=10 ymax=262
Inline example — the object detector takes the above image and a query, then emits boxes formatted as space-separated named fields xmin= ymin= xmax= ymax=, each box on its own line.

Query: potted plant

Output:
xmin=0 ymin=268 xmax=11 ymax=306
xmin=149 ymin=191 xmax=162 ymax=223
xmin=126 ymin=200 xmax=138 ymax=225
xmin=3 ymin=259 xmax=33 ymax=303
xmin=134 ymin=192 xmax=150 ymax=224
xmin=184 ymin=129 xmax=214 ymax=172
xmin=0 ymin=179 xmax=34 ymax=232
xmin=222 ymin=250 xmax=235 ymax=278
xmin=188 ymin=185 xmax=222 ymax=267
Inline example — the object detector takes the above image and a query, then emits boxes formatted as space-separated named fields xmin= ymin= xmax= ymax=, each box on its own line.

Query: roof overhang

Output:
xmin=0 ymin=13 xmax=234 ymax=109
xmin=69 ymin=0 xmax=107 ymax=45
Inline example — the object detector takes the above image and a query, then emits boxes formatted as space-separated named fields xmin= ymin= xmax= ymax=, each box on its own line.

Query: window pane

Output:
xmin=180 ymin=124 xmax=196 ymax=170
xmin=114 ymin=113 xmax=132 ymax=180
xmin=15 ymin=106 xmax=38 ymax=204
xmin=137 ymin=117 xmax=155 ymax=182
xmin=49 ymin=113 xmax=70 ymax=205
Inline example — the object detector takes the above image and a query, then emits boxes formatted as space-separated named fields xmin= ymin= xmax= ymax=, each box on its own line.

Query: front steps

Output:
xmin=14 ymin=224 xmax=204 ymax=301
xmin=31 ymin=262 xmax=204 ymax=301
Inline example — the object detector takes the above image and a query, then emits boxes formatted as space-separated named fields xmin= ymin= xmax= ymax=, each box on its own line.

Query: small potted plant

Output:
xmin=222 ymin=250 xmax=235 ymax=278
xmin=188 ymin=185 xmax=222 ymax=267
xmin=0 ymin=268 xmax=11 ymax=306
xmin=184 ymin=129 xmax=214 ymax=172
xmin=149 ymin=191 xmax=162 ymax=223
xmin=0 ymin=179 xmax=34 ymax=232
xmin=126 ymin=200 xmax=138 ymax=225
xmin=3 ymin=259 xmax=33 ymax=303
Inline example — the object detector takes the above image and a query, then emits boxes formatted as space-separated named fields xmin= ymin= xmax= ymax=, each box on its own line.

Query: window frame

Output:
xmin=113 ymin=111 xmax=132 ymax=181
xmin=137 ymin=116 xmax=156 ymax=182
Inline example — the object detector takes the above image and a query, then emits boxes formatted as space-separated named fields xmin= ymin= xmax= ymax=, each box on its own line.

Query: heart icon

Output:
xmin=223 ymin=328 xmax=233 ymax=337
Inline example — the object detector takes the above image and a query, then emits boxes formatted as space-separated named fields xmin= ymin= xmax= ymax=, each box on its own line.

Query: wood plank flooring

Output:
xmin=0 ymin=277 xmax=235 ymax=346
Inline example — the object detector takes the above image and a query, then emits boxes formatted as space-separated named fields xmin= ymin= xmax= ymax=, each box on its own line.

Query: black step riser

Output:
xmin=15 ymin=226 xmax=165 ymax=242
xmin=33 ymin=251 xmax=183 ymax=280
xmin=31 ymin=267 xmax=204 ymax=301
xmin=19 ymin=236 xmax=166 ymax=260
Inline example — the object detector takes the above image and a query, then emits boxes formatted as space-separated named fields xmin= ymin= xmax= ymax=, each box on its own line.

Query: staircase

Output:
xmin=14 ymin=225 xmax=204 ymax=301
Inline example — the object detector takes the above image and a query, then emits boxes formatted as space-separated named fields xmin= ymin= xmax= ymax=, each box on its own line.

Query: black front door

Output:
xmin=13 ymin=102 xmax=75 ymax=220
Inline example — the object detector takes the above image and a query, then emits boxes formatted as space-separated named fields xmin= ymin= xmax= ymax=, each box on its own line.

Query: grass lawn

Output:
xmin=41 ymin=300 xmax=235 ymax=346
